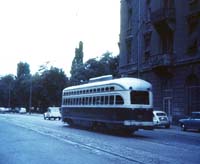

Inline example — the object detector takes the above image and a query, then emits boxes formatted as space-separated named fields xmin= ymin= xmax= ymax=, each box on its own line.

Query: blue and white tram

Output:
xmin=61 ymin=75 xmax=154 ymax=132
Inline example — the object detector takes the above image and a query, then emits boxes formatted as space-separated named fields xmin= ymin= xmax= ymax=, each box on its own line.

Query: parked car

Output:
xmin=0 ymin=107 xmax=11 ymax=114
xmin=44 ymin=107 xmax=61 ymax=120
xmin=0 ymin=107 xmax=6 ymax=114
xmin=153 ymin=111 xmax=170 ymax=128
xmin=19 ymin=107 xmax=27 ymax=114
xmin=179 ymin=112 xmax=200 ymax=131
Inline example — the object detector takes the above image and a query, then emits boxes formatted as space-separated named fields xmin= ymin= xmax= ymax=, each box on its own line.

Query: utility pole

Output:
xmin=137 ymin=0 xmax=141 ymax=78
xmin=8 ymin=83 xmax=11 ymax=108
xmin=29 ymin=76 xmax=32 ymax=114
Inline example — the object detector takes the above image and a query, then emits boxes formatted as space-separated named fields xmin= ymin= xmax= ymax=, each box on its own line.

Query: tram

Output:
xmin=60 ymin=75 xmax=154 ymax=133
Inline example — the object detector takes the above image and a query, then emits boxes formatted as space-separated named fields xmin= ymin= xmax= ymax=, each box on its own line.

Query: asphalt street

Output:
xmin=0 ymin=117 xmax=125 ymax=164
xmin=0 ymin=114 xmax=200 ymax=164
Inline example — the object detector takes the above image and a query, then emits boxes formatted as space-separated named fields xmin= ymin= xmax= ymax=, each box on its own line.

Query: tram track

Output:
xmin=0 ymin=116 xmax=164 ymax=164
xmin=1 ymin=114 xmax=200 ymax=164
xmin=4 ymin=120 xmax=145 ymax=163
xmin=0 ymin=115 xmax=179 ymax=164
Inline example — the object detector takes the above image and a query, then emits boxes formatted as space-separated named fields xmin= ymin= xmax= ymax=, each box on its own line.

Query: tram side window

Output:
xmin=110 ymin=86 xmax=114 ymax=91
xmin=75 ymin=98 xmax=78 ymax=105
xmin=100 ymin=96 xmax=104 ymax=104
xmin=83 ymin=97 xmax=86 ymax=105
xmin=109 ymin=95 xmax=114 ymax=105
xmin=105 ymin=96 xmax=109 ymax=104
xmin=89 ymin=97 xmax=92 ymax=105
xmin=78 ymin=98 xmax=81 ymax=105
xmin=92 ymin=97 xmax=96 ymax=105
xmin=131 ymin=91 xmax=149 ymax=104
xmin=85 ymin=97 xmax=88 ymax=104
xmin=116 ymin=95 xmax=124 ymax=104
xmin=96 ymin=96 xmax=101 ymax=105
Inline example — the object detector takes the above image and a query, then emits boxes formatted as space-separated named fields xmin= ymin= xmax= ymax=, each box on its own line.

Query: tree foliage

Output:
xmin=0 ymin=42 xmax=119 ymax=113
xmin=82 ymin=52 xmax=119 ymax=82
xmin=0 ymin=63 xmax=69 ymax=113
xmin=70 ymin=42 xmax=119 ymax=85
xmin=34 ymin=67 xmax=68 ymax=111
xmin=17 ymin=62 xmax=30 ymax=79
xmin=70 ymin=41 xmax=84 ymax=84
xmin=0 ymin=74 xmax=15 ymax=107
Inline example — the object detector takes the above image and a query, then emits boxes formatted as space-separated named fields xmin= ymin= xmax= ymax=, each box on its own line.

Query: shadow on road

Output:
xmin=62 ymin=123 xmax=151 ymax=139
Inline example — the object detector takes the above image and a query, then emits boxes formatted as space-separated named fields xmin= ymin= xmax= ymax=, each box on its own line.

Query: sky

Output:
xmin=0 ymin=0 xmax=120 ymax=77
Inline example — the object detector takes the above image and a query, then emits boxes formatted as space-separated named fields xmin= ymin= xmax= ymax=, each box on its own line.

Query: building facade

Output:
xmin=119 ymin=0 xmax=200 ymax=122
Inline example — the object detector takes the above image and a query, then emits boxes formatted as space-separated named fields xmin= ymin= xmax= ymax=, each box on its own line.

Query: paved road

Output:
xmin=0 ymin=116 xmax=125 ymax=164
xmin=0 ymin=113 xmax=200 ymax=164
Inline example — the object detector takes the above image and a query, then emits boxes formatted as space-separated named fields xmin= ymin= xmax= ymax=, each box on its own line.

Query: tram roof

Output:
xmin=63 ymin=77 xmax=152 ymax=91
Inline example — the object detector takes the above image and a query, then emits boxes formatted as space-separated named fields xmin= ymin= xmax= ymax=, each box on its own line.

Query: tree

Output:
xmin=0 ymin=74 xmax=15 ymax=107
xmin=70 ymin=41 xmax=84 ymax=84
xmin=17 ymin=62 xmax=30 ymax=79
xmin=33 ymin=67 xmax=69 ymax=112
xmin=83 ymin=52 xmax=119 ymax=81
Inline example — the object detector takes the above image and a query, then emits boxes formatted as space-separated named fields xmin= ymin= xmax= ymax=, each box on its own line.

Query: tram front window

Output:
xmin=131 ymin=91 xmax=149 ymax=104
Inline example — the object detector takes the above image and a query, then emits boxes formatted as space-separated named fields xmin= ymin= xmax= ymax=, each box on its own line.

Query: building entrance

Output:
xmin=187 ymin=86 xmax=200 ymax=113
xmin=163 ymin=97 xmax=172 ymax=121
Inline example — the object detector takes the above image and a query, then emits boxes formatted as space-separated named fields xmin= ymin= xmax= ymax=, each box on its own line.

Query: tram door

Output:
xmin=163 ymin=97 xmax=172 ymax=122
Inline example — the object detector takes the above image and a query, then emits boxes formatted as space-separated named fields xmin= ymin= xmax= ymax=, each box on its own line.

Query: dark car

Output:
xmin=179 ymin=112 xmax=200 ymax=131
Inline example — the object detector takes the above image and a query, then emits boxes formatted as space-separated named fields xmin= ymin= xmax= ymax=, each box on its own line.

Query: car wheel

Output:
xmin=44 ymin=115 xmax=46 ymax=120
xmin=181 ymin=124 xmax=186 ymax=131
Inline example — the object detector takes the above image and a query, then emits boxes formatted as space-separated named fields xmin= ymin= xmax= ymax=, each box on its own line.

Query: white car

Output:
xmin=0 ymin=107 xmax=11 ymax=113
xmin=44 ymin=107 xmax=61 ymax=120
xmin=153 ymin=111 xmax=170 ymax=128
xmin=0 ymin=107 xmax=6 ymax=113
xmin=19 ymin=107 xmax=27 ymax=114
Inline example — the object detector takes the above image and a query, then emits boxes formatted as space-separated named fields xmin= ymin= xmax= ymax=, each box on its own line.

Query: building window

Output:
xmin=185 ymin=74 xmax=200 ymax=114
xmin=163 ymin=0 xmax=174 ymax=8
xmin=188 ymin=0 xmax=199 ymax=11
xmin=187 ymin=16 xmax=199 ymax=54
xmin=128 ymin=8 xmax=132 ymax=30
xmin=126 ymin=39 xmax=132 ymax=64
xmin=143 ymin=32 xmax=152 ymax=61
xmin=160 ymin=32 xmax=173 ymax=54
xmin=145 ymin=0 xmax=151 ymax=22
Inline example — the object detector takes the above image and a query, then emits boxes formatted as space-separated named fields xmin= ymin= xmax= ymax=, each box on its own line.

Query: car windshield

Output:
xmin=156 ymin=113 xmax=166 ymax=116
xmin=130 ymin=91 xmax=149 ymax=105
xmin=50 ymin=108 xmax=59 ymax=112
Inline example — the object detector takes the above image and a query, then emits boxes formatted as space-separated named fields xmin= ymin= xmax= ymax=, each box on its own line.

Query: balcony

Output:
xmin=188 ymin=1 xmax=200 ymax=17
xmin=143 ymin=21 xmax=152 ymax=35
xmin=151 ymin=8 xmax=176 ymax=33
xmin=126 ymin=28 xmax=133 ymax=40
xmin=143 ymin=53 xmax=174 ymax=75
xmin=119 ymin=63 xmax=138 ymax=74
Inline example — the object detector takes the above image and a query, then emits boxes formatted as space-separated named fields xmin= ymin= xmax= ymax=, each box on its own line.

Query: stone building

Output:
xmin=119 ymin=0 xmax=200 ymax=122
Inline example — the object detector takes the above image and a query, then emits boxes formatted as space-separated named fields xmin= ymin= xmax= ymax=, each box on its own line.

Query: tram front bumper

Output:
xmin=124 ymin=120 xmax=154 ymax=130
